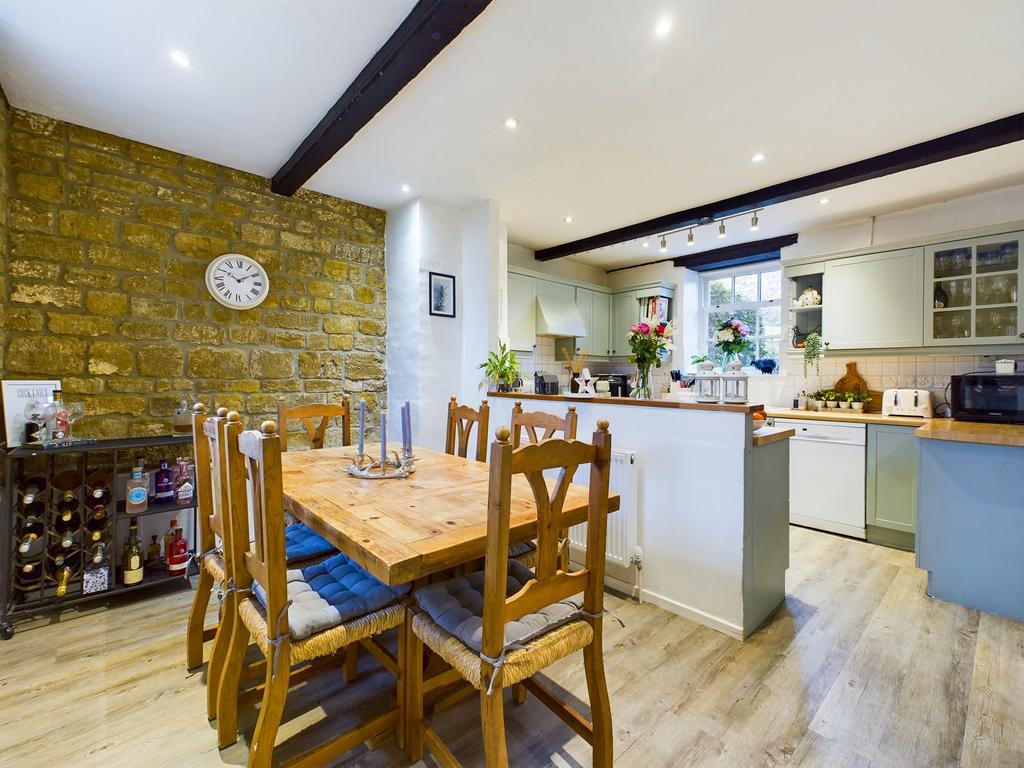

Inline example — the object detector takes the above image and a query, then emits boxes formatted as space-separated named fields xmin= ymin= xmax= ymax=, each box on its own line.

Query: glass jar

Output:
xmin=172 ymin=394 xmax=193 ymax=434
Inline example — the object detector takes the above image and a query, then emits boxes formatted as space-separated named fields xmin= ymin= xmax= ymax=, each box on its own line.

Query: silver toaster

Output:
xmin=881 ymin=388 xmax=933 ymax=418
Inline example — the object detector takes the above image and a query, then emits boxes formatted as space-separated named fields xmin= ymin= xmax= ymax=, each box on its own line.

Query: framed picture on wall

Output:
xmin=428 ymin=271 xmax=456 ymax=318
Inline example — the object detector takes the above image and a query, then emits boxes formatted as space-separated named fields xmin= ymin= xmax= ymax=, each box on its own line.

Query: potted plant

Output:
xmin=627 ymin=319 xmax=676 ymax=399
xmin=802 ymin=332 xmax=823 ymax=378
xmin=850 ymin=392 xmax=872 ymax=412
xmin=824 ymin=390 xmax=840 ymax=409
xmin=478 ymin=341 xmax=521 ymax=393
xmin=839 ymin=392 xmax=852 ymax=410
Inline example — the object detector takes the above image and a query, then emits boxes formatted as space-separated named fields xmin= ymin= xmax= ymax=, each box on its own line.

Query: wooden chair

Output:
xmin=215 ymin=414 xmax=408 ymax=767
xmin=277 ymin=398 xmax=351 ymax=452
xmin=405 ymin=422 xmax=614 ymax=767
xmin=510 ymin=401 xmax=577 ymax=449
xmin=445 ymin=396 xmax=489 ymax=463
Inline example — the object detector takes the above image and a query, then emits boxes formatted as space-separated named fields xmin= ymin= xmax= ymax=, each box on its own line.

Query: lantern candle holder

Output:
xmin=694 ymin=362 xmax=722 ymax=404
xmin=721 ymin=360 xmax=749 ymax=404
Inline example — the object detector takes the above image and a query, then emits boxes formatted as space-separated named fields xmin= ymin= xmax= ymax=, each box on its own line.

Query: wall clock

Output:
xmin=205 ymin=254 xmax=270 ymax=309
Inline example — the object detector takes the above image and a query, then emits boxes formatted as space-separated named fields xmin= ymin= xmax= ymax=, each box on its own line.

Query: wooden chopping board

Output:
xmin=833 ymin=362 xmax=882 ymax=412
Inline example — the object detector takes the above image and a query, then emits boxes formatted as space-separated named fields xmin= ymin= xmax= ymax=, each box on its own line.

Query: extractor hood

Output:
xmin=535 ymin=293 xmax=587 ymax=337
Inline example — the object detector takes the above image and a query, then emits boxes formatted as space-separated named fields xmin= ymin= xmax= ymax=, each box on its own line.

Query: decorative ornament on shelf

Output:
xmin=627 ymin=318 xmax=676 ymax=399
xmin=795 ymin=287 xmax=822 ymax=307
xmin=802 ymin=332 xmax=823 ymax=378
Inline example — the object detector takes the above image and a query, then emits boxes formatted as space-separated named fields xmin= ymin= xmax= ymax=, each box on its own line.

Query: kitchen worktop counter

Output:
xmin=489 ymin=391 xmax=763 ymax=414
xmin=914 ymin=419 xmax=1024 ymax=448
xmin=765 ymin=408 xmax=934 ymax=428
xmin=752 ymin=427 xmax=795 ymax=447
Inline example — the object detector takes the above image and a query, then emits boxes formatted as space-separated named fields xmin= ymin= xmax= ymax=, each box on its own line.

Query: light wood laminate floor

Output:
xmin=1 ymin=527 xmax=1022 ymax=768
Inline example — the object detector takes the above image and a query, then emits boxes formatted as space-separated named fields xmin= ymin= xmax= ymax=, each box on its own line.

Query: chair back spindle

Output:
xmin=479 ymin=422 xmax=612 ymax=662
xmin=201 ymin=407 xmax=231 ymax=545
xmin=445 ymin=396 xmax=490 ymax=463
xmin=510 ymin=402 xmax=578 ymax=449
xmin=277 ymin=399 xmax=351 ymax=452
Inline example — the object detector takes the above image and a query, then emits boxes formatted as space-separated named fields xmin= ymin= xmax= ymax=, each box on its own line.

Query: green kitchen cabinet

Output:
xmin=866 ymin=424 xmax=917 ymax=551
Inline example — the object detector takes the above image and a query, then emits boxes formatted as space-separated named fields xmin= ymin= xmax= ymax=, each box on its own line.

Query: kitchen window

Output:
xmin=701 ymin=263 xmax=782 ymax=367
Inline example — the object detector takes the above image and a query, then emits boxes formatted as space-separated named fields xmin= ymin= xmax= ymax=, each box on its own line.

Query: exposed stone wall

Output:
xmin=1 ymin=107 xmax=386 ymax=442
xmin=0 ymin=87 xmax=9 ymax=339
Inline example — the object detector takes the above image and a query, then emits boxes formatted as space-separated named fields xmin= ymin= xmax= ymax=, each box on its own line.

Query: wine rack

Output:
xmin=1 ymin=435 xmax=197 ymax=640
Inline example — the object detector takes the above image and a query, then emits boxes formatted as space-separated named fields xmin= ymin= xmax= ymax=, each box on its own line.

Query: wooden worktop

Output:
xmin=914 ymin=419 xmax=1024 ymax=448
xmin=752 ymin=427 xmax=795 ymax=447
xmin=765 ymin=407 xmax=934 ymax=428
xmin=488 ymin=391 xmax=763 ymax=414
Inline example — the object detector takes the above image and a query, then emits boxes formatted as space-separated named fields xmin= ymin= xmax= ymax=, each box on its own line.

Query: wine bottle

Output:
xmin=122 ymin=521 xmax=144 ymax=585
xmin=57 ymin=490 xmax=79 ymax=522
xmin=154 ymin=458 xmax=175 ymax=503
xmin=86 ymin=469 xmax=112 ymax=507
xmin=18 ymin=514 xmax=45 ymax=554
xmin=21 ymin=476 xmax=46 ymax=506
xmin=89 ymin=541 xmax=107 ymax=565
xmin=54 ymin=512 xmax=81 ymax=549
xmin=49 ymin=547 xmax=81 ymax=597
xmin=85 ymin=506 xmax=109 ymax=542
xmin=14 ymin=557 xmax=43 ymax=589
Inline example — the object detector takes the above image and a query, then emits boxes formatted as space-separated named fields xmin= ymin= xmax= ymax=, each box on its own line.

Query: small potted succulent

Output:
xmin=850 ymin=392 xmax=872 ymax=412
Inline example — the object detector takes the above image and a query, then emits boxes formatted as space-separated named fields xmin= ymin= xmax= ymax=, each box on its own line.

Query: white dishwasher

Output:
xmin=773 ymin=418 xmax=866 ymax=539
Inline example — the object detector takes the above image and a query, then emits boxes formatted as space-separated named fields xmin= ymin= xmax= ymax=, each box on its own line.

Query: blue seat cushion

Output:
xmin=254 ymin=552 xmax=410 ymax=640
xmin=414 ymin=559 xmax=582 ymax=654
xmin=284 ymin=522 xmax=336 ymax=564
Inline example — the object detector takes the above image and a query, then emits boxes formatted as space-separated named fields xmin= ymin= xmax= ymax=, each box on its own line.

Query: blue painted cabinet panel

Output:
xmin=866 ymin=424 xmax=917 ymax=533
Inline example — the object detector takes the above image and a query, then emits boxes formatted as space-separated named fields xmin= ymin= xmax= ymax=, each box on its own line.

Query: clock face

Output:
xmin=205 ymin=254 xmax=270 ymax=309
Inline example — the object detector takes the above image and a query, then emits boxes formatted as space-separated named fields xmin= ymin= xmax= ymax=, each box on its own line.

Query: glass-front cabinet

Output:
xmin=925 ymin=231 xmax=1024 ymax=346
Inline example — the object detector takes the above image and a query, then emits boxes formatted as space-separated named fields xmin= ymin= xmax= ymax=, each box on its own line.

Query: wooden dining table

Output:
xmin=280 ymin=443 xmax=620 ymax=586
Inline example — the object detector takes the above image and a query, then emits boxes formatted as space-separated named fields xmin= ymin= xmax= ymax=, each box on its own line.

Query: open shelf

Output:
xmin=789 ymin=304 xmax=824 ymax=312
xmin=115 ymin=499 xmax=197 ymax=518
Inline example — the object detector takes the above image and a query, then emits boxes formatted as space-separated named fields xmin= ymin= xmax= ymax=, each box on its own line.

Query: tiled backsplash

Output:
xmin=750 ymin=353 xmax=1024 ymax=409
xmin=516 ymin=336 xmax=674 ymax=393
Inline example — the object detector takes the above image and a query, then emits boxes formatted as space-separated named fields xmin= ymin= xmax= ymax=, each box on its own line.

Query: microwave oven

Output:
xmin=950 ymin=373 xmax=1024 ymax=424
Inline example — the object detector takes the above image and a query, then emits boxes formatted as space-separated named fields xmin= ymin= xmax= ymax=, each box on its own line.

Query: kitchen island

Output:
xmin=489 ymin=392 xmax=793 ymax=639
xmin=916 ymin=420 xmax=1024 ymax=621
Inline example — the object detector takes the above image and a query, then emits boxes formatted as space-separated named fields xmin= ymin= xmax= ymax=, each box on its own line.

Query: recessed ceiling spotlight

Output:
xmin=169 ymin=49 xmax=192 ymax=68
xmin=654 ymin=16 xmax=673 ymax=37
xmin=659 ymin=235 xmax=668 ymax=253
xmin=718 ymin=221 xmax=727 ymax=239
xmin=749 ymin=212 xmax=759 ymax=231
xmin=563 ymin=215 xmax=574 ymax=223
xmin=504 ymin=116 xmax=519 ymax=129
xmin=642 ymin=239 xmax=649 ymax=248
xmin=818 ymin=197 xmax=831 ymax=205
xmin=400 ymin=184 xmax=411 ymax=193
xmin=751 ymin=152 xmax=766 ymax=163
xmin=687 ymin=229 xmax=695 ymax=246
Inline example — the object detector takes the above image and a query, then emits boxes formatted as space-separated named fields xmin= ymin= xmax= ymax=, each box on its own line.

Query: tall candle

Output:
xmin=358 ymin=399 xmax=365 ymax=456
xmin=404 ymin=401 xmax=412 ymax=455
xmin=380 ymin=410 xmax=387 ymax=465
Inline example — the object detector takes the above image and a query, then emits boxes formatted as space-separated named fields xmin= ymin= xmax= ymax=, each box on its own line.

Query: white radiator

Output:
xmin=568 ymin=449 xmax=638 ymax=568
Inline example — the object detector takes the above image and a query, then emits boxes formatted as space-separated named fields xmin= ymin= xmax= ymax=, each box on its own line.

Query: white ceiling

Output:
xmin=2 ymin=0 xmax=1023 ymax=271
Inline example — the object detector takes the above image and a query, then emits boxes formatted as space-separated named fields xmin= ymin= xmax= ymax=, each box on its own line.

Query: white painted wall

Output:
xmin=507 ymin=242 xmax=609 ymax=286
xmin=461 ymin=200 xmax=503 ymax=401
xmin=783 ymin=183 xmax=1024 ymax=262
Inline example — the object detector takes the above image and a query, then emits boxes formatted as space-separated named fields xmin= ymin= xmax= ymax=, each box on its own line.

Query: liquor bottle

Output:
xmin=167 ymin=527 xmax=189 ymax=576
xmin=174 ymin=459 xmax=194 ymax=504
xmin=163 ymin=518 xmax=178 ymax=561
xmin=57 ymin=490 xmax=79 ymax=522
xmin=17 ymin=513 xmax=45 ymax=554
xmin=85 ymin=506 xmax=109 ymax=542
xmin=14 ymin=557 xmax=43 ymax=589
xmin=51 ymin=389 xmax=70 ymax=440
xmin=122 ymin=521 xmax=144 ymax=585
xmin=49 ymin=546 xmax=81 ymax=597
xmin=154 ymin=459 xmax=175 ymax=503
xmin=54 ymin=512 xmax=81 ymax=549
xmin=20 ymin=476 xmax=46 ymax=506
xmin=934 ymin=282 xmax=949 ymax=309
xmin=86 ymin=469 xmax=113 ymax=507
xmin=125 ymin=463 xmax=149 ymax=514
xmin=146 ymin=535 xmax=162 ymax=568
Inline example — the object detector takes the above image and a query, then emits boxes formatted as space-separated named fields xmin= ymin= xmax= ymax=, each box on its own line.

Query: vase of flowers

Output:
xmin=713 ymin=318 xmax=753 ymax=366
xmin=626 ymin=319 xmax=676 ymax=399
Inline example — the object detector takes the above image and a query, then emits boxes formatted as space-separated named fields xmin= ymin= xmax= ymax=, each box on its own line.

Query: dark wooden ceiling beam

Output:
xmin=271 ymin=0 xmax=492 ymax=196
xmin=535 ymin=112 xmax=1024 ymax=261
xmin=672 ymin=233 xmax=798 ymax=272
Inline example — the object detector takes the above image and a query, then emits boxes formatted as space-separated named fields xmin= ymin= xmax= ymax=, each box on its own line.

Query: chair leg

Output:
xmin=404 ymin=621 xmax=425 ymax=762
xmin=584 ymin=635 xmax=613 ymax=768
xmin=480 ymin=686 xmax=509 ymax=767
xmin=249 ymin=650 xmax=290 ymax=768
xmin=207 ymin=592 xmax=237 ymax=721
xmin=343 ymin=642 xmax=359 ymax=683
xmin=186 ymin=567 xmax=215 ymax=670
xmin=512 ymin=683 xmax=527 ymax=705
xmin=215 ymin=616 xmax=250 ymax=749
